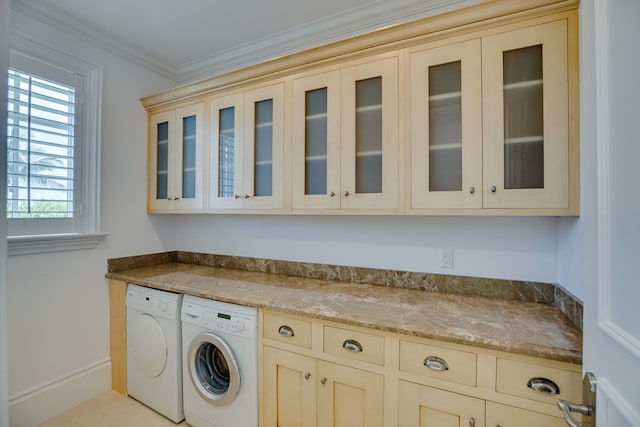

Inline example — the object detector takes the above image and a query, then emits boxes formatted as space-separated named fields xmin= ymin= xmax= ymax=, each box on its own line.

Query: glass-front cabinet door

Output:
xmin=243 ymin=83 xmax=284 ymax=209
xmin=340 ymin=57 xmax=399 ymax=210
xmin=210 ymin=93 xmax=244 ymax=209
xmin=148 ymin=103 xmax=204 ymax=212
xmin=410 ymin=39 xmax=482 ymax=209
xmin=482 ymin=20 xmax=569 ymax=209
xmin=292 ymin=70 xmax=341 ymax=209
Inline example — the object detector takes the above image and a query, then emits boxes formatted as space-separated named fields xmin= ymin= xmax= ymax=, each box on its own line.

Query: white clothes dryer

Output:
xmin=126 ymin=284 xmax=184 ymax=423
xmin=181 ymin=295 xmax=258 ymax=427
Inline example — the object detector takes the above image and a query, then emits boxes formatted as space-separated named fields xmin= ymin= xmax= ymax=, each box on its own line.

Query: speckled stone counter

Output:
xmin=107 ymin=252 xmax=582 ymax=364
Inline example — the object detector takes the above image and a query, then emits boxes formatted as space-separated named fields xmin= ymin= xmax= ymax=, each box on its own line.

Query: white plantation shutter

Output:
xmin=7 ymin=68 xmax=76 ymax=218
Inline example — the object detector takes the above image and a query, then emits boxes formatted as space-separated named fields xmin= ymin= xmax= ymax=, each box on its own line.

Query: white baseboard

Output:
xmin=9 ymin=358 xmax=112 ymax=427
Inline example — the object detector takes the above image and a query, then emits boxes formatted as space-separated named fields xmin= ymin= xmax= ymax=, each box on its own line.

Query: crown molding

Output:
xmin=177 ymin=0 xmax=477 ymax=83
xmin=11 ymin=0 xmax=478 ymax=84
xmin=10 ymin=0 xmax=179 ymax=81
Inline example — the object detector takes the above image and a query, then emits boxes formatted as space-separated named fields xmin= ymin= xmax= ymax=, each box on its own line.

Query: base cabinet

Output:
xmin=486 ymin=401 xmax=568 ymax=427
xmin=263 ymin=346 xmax=384 ymax=427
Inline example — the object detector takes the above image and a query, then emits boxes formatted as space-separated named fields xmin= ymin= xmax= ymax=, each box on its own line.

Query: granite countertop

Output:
xmin=107 ymin=260 xmax=582 ymax=364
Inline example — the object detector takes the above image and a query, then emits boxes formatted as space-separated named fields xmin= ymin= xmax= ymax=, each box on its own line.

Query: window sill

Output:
xmin=7 ymin=232 xmax=109 ymax=256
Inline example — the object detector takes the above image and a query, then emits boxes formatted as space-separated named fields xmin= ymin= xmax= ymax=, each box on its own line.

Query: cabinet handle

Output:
xmin=330 ymin=191 xmax=336 ymax=197
xmin=469 ymin=186 xmax=475 ymax=194
xmin=342 ymin=339 xmax=363 ymax=353
xmin=234 ymin=194 xmax=240 ymax=199
xmin=321 ymin=377 xmax=327 ymax=385
xmin=304 ymin=373 xmax=310 ymax=380
xmin=469 ymin=417 xmax=475 ymax=427
xmin=278 ymin=325 xmax=295 ymax=338
xmin=424 ymin=356 xmax=449 ymax=371
xmin=527 ymin=377 xmax=560 ymax=395
xmin=344 ymin=190 xmax=350 ymax=197
xmin=166 ymin=197 xmax=172 ymax=201
xmin=244 ymin=194 xmax=250 ymax=199
xmin=174 ymin=197 xmax=180 ymax=200
xmin=491 ymin=185 xmax=497 ymax=193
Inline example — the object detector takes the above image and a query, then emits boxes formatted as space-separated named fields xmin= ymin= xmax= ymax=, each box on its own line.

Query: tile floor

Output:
xmin=38 ymin=391 xmax=187 ymax=427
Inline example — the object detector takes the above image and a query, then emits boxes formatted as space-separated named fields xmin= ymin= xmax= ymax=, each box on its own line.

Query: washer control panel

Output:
xmin=181 ymin=297 xmax=257 ymax=339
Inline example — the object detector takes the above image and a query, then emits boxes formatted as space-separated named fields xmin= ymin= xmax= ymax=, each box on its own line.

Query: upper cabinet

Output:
xmin=148 ymin=103 xmax=204 ymax=212
xmin=409 ymin=17 xmax=578 ymax=214
xmin=292 ymin=56 xmax=399 ymax=211
xmin=142 ymin=1 xmax=579 ymax=216
xmin=209 ymin=83 xmax=285 ymax=211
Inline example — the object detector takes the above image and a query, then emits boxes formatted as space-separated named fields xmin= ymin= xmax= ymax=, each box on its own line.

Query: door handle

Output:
xmin=557 ymin=372 xmax=597 ymax=427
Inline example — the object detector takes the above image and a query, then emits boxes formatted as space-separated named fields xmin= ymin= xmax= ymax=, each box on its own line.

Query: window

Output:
xmin=6 ymin=38 xmax=106 ymax=255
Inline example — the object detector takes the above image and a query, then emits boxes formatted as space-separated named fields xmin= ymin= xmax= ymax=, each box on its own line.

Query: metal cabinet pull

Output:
xmin=342 ymin=339 xmax=362 ymax=353
xmin=491 ymin=185 xmax=497 ymax=193
xmin=321 ymin=377 xmax=327 ymax=385
xmin=424 ymin=356 xmax=449 ymax=371
xmin=234 ymin=194 xmax=240 ymax=199
xmin=244 ymin=194 xmax=250 ymax=199
xmin=344 ymin=190 xmax=350 ymax=197
xmin=469 ymin=186 xmax=475 ymax=194
xmin=330 ymin=191 xmax=336 ymax=197
xmin=278 ymin=325 xmax=295 ymax=337
xmin=469 ymin=417 xmax=475 ymax=427
xmin=304 ymin=373 xmax=310 ymax=380
xmin=527 ymin=377 xmax=560 ymax=395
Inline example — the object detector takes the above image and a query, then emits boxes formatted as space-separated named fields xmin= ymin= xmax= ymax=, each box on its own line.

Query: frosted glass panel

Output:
xmin=182 ymin=115 xmax=196 ymax=199
xmin=305 ymin=87 xmax=328 ymax=195
xmin=429 ymin=61 xmax=462 ymax=191
xmin=503 ymin=44 xmax=544 ymax=189
xmin=355 ymin=77 xmax=382 ymax=194
xmin=254 ymin=99 xmax=273 ymax=197
xmin=218 ymin=107 xmax=235 ymax=198
xmin=156 ymin=121 xmax=169 ymax=200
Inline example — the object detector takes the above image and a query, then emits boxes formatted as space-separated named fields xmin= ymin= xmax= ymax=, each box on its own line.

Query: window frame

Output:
xmin=6 ymin=35 xmax=107 ymax=255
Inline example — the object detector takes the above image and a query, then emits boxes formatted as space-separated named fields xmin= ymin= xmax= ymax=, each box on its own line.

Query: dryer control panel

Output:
xmin=182 ymin=298 xmax=257 ymax=339
xmin=126 ymin=284 xmax=181 ymax=321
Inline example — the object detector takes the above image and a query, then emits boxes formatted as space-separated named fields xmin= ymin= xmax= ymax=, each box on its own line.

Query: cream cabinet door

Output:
xmin=317 ymin=361 xmax=384 ymax=427
xmin=398 ymin=380 xmax=485 ymax=427
xmin=148 ymin=103 xmax=204 ymax=212
xmin=410 ymin=39 xmax=483 ymax=209
xmin=292 ymin=71 xmax=342 ymax=210
xmin=340 ymin=57 xmax=399 ymax=210
xmin=263 ymin=346 xmax=317 ymax=427
xmin=486 ymin=402 xmax=567 ymax=427
xmin=243 ymin=83 xmax=285 ymax=209
xmin=482 ymin=20 xmax=569 ymax=209
xmin=209 ymin=93 xmax=244 ymax=209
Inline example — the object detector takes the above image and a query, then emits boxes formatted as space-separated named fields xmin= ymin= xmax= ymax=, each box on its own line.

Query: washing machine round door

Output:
xmin=130 ymin=313 xmax=167 ymax=378
xmin=187 ymin=332 xmax=240 ymax=406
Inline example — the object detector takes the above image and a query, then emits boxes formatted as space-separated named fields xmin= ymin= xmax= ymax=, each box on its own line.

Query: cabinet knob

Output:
xmin=330 ymin=191 xmax=336 ymax=197
xmin=174 ymin=197 xmax=180 ymax=200
xmin=491 ymin=186 xmax=497 ymax=193
xmin=234 ymin=194 xmax=240 ymax=199
xmin=469 ymin=417 xmax=476 ymax=427
xmin=320 ymin=377 xmax=327 ymax=385
xmin=278 ymin=325 xmax=295 ymax=338
xmin=344 ymin=191 xmax=350 ymax=197
xmin=527 ymin=377 xmax=560 ymax=395
xmin=424 ymin=356 xmax=449 ymax=371
xmin=244 ymin=194 xmax=250 ymax=199
xmin=304 ymin=373 xmax=311 ymax=380
xmin=166 ymin=197 xmax=173 ymax=201
xmin=342 ymin=339 xmax=363 ymax=353
xmin=469 ymin=186 xmax=475 ymax=194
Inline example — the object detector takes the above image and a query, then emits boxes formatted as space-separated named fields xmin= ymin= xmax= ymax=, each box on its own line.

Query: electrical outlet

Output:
xmin=440 ymin=248 xmax=453 ymax=269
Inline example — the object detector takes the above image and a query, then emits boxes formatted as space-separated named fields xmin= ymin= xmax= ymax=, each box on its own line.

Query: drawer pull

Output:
xmin=424 ymin=356 xmax=449 ymax=371
xmin=527 ymin=377 xmax=560 ymax=395
xmin=278 ymin=325 xmax=295 ymax=338
xmin=342 ymin=339 xmax=363 ymax=353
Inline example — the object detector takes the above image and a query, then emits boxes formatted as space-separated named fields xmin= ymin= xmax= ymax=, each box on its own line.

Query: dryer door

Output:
xmin=187 ymin=332 xmax=240 ymax=406
xmin=129 ymin=313 xmax=167 ymax=378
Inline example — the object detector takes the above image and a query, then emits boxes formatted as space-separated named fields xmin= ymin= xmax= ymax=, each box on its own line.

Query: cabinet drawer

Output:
xmin=323 ymin=326 xmax=385 ymax=365
xmin=263 ymin=312 xmax=312 ymax=349
xmin=496 ymin=358 xmax=581 ymax=405
xmin=486 ymin=401 xmax=568 ymax=427
xmin=399 ymin=340 xmax=477 ymax=387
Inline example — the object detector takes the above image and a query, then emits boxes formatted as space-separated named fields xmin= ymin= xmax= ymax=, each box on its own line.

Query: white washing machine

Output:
xmin=126 ymin=284 xmax=184 ymax=423
xmin=181 ymin=295 xmax=258 ymax=427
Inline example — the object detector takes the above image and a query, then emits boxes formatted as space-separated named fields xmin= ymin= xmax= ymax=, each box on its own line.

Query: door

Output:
xmin=580 ymin=0 xmax=640 ymax=426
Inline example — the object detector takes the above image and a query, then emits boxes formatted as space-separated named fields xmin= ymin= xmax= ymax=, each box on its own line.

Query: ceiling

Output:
xmin=11 ymin=0 xmax=477 ymax=83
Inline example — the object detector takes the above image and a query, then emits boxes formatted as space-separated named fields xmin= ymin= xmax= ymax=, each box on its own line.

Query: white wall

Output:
xmin=178 ymin=215 xmax=560 ymax=283
xmin=7 ymin=9 xmax=177 ymax=427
